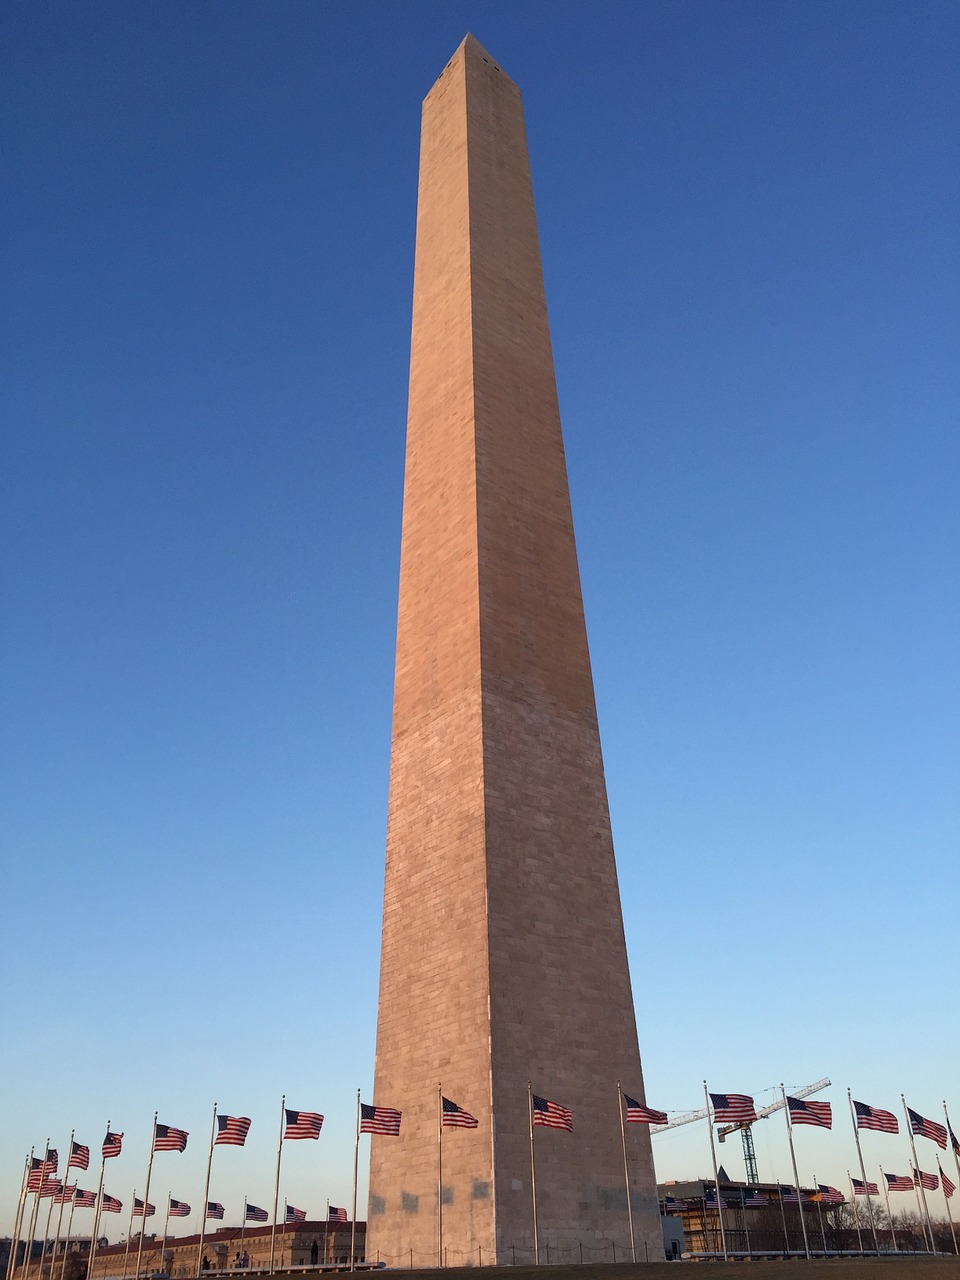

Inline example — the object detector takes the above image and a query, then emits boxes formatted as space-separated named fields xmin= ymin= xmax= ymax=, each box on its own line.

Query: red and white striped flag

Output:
xmin=914 ymin=1168 xmax=939 ymax=1192
xmin=441 ymin=1097 xmax=478 ymax=1128
xmin=787 ymin=1097 xmax=832 ymax=1129
xmin=169 ymin=1199 xmax=191 ymax=1218
xmin=623 ymin=1093 xmax=668 ymax=1124
xmin=101 ymin=1194 xmax=123 ymax=1213
xmin=709 ymin=1093 xmax=757 ymax=1124
xmin=154 ymin=1124 xmax=188 ymax=1152
xmin=74 ymin=1190 xmax=98 ymax=1208
xmin=215 ymin=1116 xmax=252 ymax=1146
xmin=68 ymin=1143 xmax=90 ymax=1171
xmin=328 ymin=1206 xmax=348 ymax=1223
xmin=53 ymin=1185 xmax=77 ymax=1204
xmin=102 ymin=1132 xmax=123 ymax=1159
xmin=532 ymin=1094 xmax=573 ymax=1132
xmin=360 ymin=1104 xmax=401 ymax=1135
xmin=940 ymin=1166 xmax=956 ymax=1199
xmin=284 ymin=1109 xmax=323 ymax=1140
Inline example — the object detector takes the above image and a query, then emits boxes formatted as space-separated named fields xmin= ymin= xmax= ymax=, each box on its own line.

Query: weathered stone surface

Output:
xmin=368 ymin=34 xmax=661 ymax=1267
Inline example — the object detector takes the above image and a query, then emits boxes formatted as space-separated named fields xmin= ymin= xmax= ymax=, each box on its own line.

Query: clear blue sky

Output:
xmin=2 ymin=0 xmax=957 ymax=1237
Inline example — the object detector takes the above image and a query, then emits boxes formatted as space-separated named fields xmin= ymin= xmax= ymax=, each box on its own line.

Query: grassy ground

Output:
xmin=381 ymin=1261 xmax=960 ymax=1279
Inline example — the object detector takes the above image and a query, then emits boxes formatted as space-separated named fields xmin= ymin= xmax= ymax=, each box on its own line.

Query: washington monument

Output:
xmin=367 ymin=36 xmax=663 ymax=1265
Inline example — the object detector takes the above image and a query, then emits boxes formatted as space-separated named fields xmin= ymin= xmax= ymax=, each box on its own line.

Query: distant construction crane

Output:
xmin=651 ymin=1078 xmax=831 ymax=1183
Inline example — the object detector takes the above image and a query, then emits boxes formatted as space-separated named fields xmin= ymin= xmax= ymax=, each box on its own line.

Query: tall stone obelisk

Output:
xmin=368 ymin=35 xmax=663 ymax=1266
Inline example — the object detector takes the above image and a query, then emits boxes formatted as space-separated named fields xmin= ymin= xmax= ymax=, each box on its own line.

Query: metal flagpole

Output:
xmin=240 ymin=1199 xmax=247 ymax=1262
xmin=938 ymin=1164 xmax=958 ymax=1254
xmin=350 ymin=1091 xmax=360 ymax=1271
xmin=136 ymin=1114 xmax=159 ymax=1280
xmin=160 ymin=1196 xmax=171 ymax=1272
xmin=50 ymin=1185 xmax=73 ymax=1280
xmin=86 ymin=1127 xmax=109 ymax=1280
xmin=847 ymin=1089 xmax=880 ymax=1253
xmin=6 ymin=1151 xmax=31 ymax=1280
xmin=269 ymin=1095 xmax=285 ymax=1275
xmin=527 ymin=1083 xmax=539 ymax=1265
xmin=50 ymin=1131 xmax=74 ymax=1277
xmin=812 ymin=1175 xmax=826 ymax=1253
xmin=780 ymin=1084 xmax=810 ymax=1259
xmin=19 ymin=1140 xmax=47 ymax=1280
xmin=846 ymin=1174 xmax=863 ymax=1253
xmin=775 ymin=1181 xmax=790 ymax=1253
xmin=615 ymin=1082 xmax=636 ymax=1262
xmin=946 ymin=1102 xmax=960 ymax=1205
xmin=878 ymin=1166 xmax=898 ymax=1252
xmin=740 ymin=1186 xmax=751 ymax=1257
xmin=324 ymin=1200 xmax=329 ymax=1266
xmin=902 ymin=1095 xmax=936 ymax=1253
xmin=122 ymin=1190 xmax=137 ymax=1280
xmin=36 ymin=1186 xmax=58 ymax=1280
xmin=59 ymin=1186 xmax=80 ymax=1280
xmin=282 ymin=1202 xmax=287 ymax=1268
xmin=59 ymin=1181 xmax=79 ymax=1280
xmin=701 ymin=1082 xmax=728 ymax=1260
xmin=195 ymin=1104 xmax=217 ymax=1278
xmin=437 ymin=1083 xmax=443 ymax=1268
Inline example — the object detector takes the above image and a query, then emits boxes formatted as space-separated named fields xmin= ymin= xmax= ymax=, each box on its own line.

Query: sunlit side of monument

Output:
xmin=367 ymin=35 xmax=663 ymax=1266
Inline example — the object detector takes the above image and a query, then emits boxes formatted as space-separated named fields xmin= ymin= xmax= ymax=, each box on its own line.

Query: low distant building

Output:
xmin=658 ymin=1178 xmax=845 ymax=1257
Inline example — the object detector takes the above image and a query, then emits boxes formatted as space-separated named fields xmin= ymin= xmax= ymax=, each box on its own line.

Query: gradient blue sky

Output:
xmin=2 ymin=0 xmax=958 ymax=1239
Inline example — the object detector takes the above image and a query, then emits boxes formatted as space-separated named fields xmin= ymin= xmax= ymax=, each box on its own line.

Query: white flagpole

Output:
xmin=36 ymin=1187 xmax=58 ymax=1280
xmin=282 ymin=1201 xmax=287 ymax=1266
xmin=780 ymin=1085 xmax=810 ymax=1259
xmin=19 ymin=1140 xmax=47 ymax=1280
xmin=846 ymin=1089 xmax=879 ymax=1252
xmin=811 ymin=1174 xmax=826 ymax=1253
xmin=938 ymin=1164 xmax=958 ymax=1254
xmin=324 ymin=1200 xmax=329 ymax=1265
xmin=615 ymin=1082 xmax=636 ymax=1263
xmin=6 ymin=1151 xmax=31 ymax=1280
xmin=878 ymin=1166 xmax=898 ymax=1252
xmin=86 ymin=1128 xmax=109 ymax=1280
xmin=701 ymin=1082 xmax=727 ymax=1260
xmin=902 ymin=1095 xmax=936 ymax=1253
xmin=58 ymin=1182 xmax=79 ymax=1280
xmin=159 ymin=1196 xmax=171 ymax=1271
xmin=121 ymin=1189 xmax=137 ymax=1280
xmin=50 ymin=1131 xmax=74 ymax=1276
xmin=846 ymin=1173 xmax=863 ymax=1253
xmin=437 ymin=1083 xmax=443 ymax=1268
xmin=136 ymin=1114 xmax=158 ymax=1280
xmin=240 ymin=1198 xmax=247 ymax=1261
xmin=527 ymin=1083 xmax=539 ymax=1265
xmin=740 ymin=1186 xmax=751 ymax=1256
xmin=946 ymin=1102 xmax=960 ymax=1201
xmin=195 ymin=1103 xmax=217 ymax=1279
xmin=269 ymin=1095 xmax=285 ymax=1276
xmin=775 ymin=1181 xmax=790 ymax=1252
xmin=350 ymin=1091 xmax=360 ymax=1271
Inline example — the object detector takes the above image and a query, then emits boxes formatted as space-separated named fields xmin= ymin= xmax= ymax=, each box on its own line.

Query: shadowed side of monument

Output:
xmin=368 ymin=35 xmax=662 ymax=1267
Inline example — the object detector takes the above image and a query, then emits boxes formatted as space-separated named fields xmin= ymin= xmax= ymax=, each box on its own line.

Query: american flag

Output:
xmin=709 ymin=1093 xmax=757 ymax=1123
xmin=623 ymin=1094 xmax=668 ymax=1125
xmin=215 ymin=1115 xmax=252 ymax=1146
xmin=885 ymin=1172 xmax=913 ymax=1191
xmin=37 ymin=1181 xmax=62 ymax=1199
xmin=169 ymin=1199 xmax=191 ymax=1217
xmin=853 ymin=1101 xmax=898 ymax=1134
xmin=950 ymin=1123 xmax=960 ymax=1157
xmin=531 ymin=1094 xmax=573 ymax=1132
xmin=662 ymin=1197 xmax=688 ymax=1212
xmin=907 ymin=1108 xmax=947 ymax=1150
xmin=44 ymin=1149 xmax=59 ymax=1173
xmin=328 ymin=1206 xmax=348 ymax=1223
xmin=704 ymin=1190 xmax=730 ymax=1208
xmin=442 ymin=1097 xmax=478 ymax=1128
xmin=285 ymin=1205 xmax=306 ymax=1223
xmin=816 ymin=1185 xmax=844 ymax=1204
xmin=133 ymin=1198 xmax=156 ymax=1217
xmin=101 ymin=1193 xmax=123 ymax=1213
xmin=103 ymin=1132 xmax=123 ymax=1159
xmin=852 ymin=1178 xmax=878 ymax=1196
xmin=940 ymin=1166 xmax=956 ymax=1199
xmin=68 ymin=1142 xmax=90 ymax=1171
xmin=74 ymin=1190 xmax=97 ymax=1208
xmin=154 ymin=1124 xmax=188 ymax=1152
xmin=54 ymin=1185 xmax=77 ymax=1204
xmin=744 ymin=1191 xmax=769 ymax=1208
xmin=206 ymin=1203 xmax=225 ymax=1220
xmin=284 ymin=1109 xmax=323 ymax=1140
xmin=245 ymin=1204 xmax=268 ymax=1223
xmin=360 ymin=1103 xmax=402 ymax=1135
xmin=914 ymin=1167 xmax=939 ymax=1192
xmin=780 ymin=1187 xmax=800 ymax=1204
xmin=787 ymin=1097 xmax=832 ymax=1129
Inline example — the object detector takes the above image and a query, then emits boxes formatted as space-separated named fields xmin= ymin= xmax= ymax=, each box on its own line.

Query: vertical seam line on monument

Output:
xmin=462 ymin=41 xmax=497 ymax=1259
